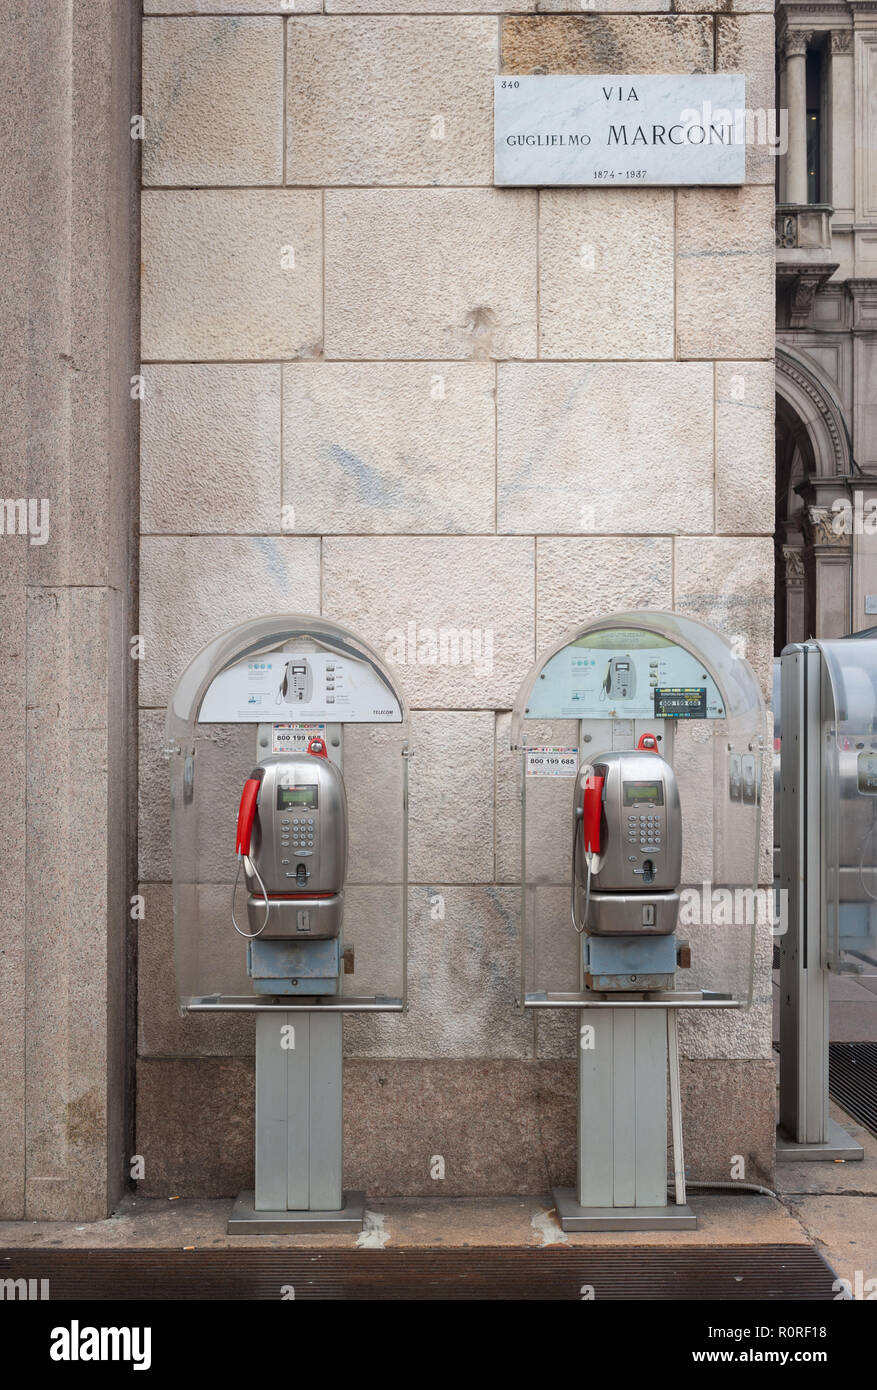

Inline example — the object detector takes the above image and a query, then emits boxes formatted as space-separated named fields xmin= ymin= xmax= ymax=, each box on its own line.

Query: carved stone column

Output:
xmin=782 ymin=544 xmax=808 ymax=645
xmin=783 ymin=30 xmax=812 ymax=206
xmin=828 ymin=31 xmax=854 ymax=220
xmin=803 ymin=502 xmax=852 ymax=637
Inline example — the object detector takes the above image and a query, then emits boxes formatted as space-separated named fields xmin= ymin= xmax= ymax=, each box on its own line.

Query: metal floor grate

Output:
xmin=0 ymin=1244 xmax=836 ymax=1300
xmin=830 ymin=1041 xmax=877 ymax=1138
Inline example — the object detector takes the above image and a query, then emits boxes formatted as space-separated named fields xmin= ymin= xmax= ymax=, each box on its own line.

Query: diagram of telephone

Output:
xmin=600 ymin=654 xmax=636 ymax=702
xmin=277 ymin=657 xmax=314 ymax=705
xmin=233 ymin=736 xmax=348 ymax=994
xmin=571 ymin=734 xmax=686 ymax=991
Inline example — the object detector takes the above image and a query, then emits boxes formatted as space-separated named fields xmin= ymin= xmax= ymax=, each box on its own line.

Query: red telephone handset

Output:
xmin=582 ymin=774 xmax=604 ymax=856
xmin=236 ymin=776 xmax=262 ymax=858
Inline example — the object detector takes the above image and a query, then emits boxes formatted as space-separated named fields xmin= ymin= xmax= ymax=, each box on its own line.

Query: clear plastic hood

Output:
xmin=512 ymin=610 xmax=768 ymax=1010
xmin=167 ymin=613 xmax=409 ymax=745
xmin=166 ymin=615 xmax=410 ymax=1014
xmin=511 ymin=609 xmax=765 ymax=749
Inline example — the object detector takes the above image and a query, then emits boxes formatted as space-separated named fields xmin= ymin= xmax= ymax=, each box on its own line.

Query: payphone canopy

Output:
xmin=511 ymin=610 xmax=768 ymax=1010
xmin=814 ymin=637 xmax=877 ymax=977
xmin=166 ymin=615 xmax=410 ymax=1015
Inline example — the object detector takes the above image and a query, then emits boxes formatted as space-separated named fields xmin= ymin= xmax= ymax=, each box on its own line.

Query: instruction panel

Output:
xmin=200 ymin=651 xmax=402 ymax=723
xmin=525 ymin=631 xmax=724 ymax=721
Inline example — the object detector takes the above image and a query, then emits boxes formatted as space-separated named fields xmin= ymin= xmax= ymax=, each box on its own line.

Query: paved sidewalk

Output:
xmin=0 ymin=1189 xmax=805 ymax=1253
xmin=775 ymin=1102 xmax=877 ymax=1296
xmin=1 ymin=1101 xmax=872 ymax=1296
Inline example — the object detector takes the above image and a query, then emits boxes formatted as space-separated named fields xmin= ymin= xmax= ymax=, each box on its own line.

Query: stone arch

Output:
xmin=775 ymin=344 xmax=853 ymax=648
xmin=775 ymin=344 xmax=852 ymax=479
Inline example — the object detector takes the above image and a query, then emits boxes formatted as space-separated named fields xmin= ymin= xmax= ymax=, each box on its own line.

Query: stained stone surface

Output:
xmin=125 ymin=0 xmax=778 ymax=1209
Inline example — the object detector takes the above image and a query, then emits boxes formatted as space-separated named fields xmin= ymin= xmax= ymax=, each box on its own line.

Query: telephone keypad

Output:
xmin=636 ymin=813 xmax=661 ymax=851
xmin=284 ymin=813 xmax=317 ymax=855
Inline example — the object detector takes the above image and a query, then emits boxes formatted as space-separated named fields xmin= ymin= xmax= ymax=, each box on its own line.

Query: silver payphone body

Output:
xmin=235 ymin=740 xmax=349 ymax=996
xmin=235 ymin=739 xmax=348 ymax=994
xmin=573 ymin=744 xmax=683 ymax=991
xmin=242 ymin=749 xmax=348 ymax=939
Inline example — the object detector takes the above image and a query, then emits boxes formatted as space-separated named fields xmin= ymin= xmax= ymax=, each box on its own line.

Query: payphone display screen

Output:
xmin=277 ymin=785 xmax=318 ymax=809
xmin=622 ymin=781 xmax=664 ymax=806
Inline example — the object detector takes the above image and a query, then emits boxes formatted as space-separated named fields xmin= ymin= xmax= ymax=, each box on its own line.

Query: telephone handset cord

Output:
xmin=570 ymin=812 xmax=591 ymax=935
xmin=231 ymin=854 xmax=271 ymax=939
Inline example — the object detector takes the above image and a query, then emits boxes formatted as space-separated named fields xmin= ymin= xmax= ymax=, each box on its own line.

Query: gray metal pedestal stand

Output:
xmin=777 ymin=645 xmax=863 ymax=1163
xmin=228 ymin=1009 xmax=365 ymax=1234
xmin=553 ymin=1004 xmax=696 ymax=1232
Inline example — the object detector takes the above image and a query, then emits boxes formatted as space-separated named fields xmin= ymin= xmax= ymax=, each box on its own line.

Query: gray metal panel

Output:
xmin=776 ymin=1117 xmax=864 ymax=1162
xmin=578 ymin=1009 xmax=614 ymax=1207
xmin=285 ymin=1013 xmax=311 ymax=1211
xmin=228 ymin=1190 xmax=364 ymax=1235
xmin=779 ymin=648 xmax=804 ymax=1138
xmin=666 ymin=1008 xmax=687 ymax=1204
xmin=612 ymin=1011 xmax=637 ymax=1206
xmin=254 ymin=1010 xmax=345 ymax=1215
xmin=255 ymin=1012 xmax=293 ymax=1211
xmin=554 ymin=1190 xmax=696 ymax=1232
xmin=187 ymin=996 xmax=402 ymax=1012
xmin=577 ymin=1006 xmax=668 ymax=1211
xmin=308 ymin=1012 xmax=343 ymax=1211
xmin=809 ymin=656 xmax=831 ymax=1141
xmin=635 ymin=1008 xmax=668 ymax=1206
xmin=779 ymin=646 xmax=830 ymax=1144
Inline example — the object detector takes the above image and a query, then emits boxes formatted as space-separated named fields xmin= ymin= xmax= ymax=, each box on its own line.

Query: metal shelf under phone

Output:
xmin=521 ymin=990 xmax=739 ymax=1009
xmin=185 ymin=995 xmax=404 ymax=1013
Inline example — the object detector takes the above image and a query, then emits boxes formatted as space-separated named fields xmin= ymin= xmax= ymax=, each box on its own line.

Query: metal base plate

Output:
xmin=553 ymin=1188 xmax=697 ymax=1232
xmin=776 ymin=1119 xmax=864 ymax=1163
xmin=227 ymin=1190 xmax=366 ymax=1235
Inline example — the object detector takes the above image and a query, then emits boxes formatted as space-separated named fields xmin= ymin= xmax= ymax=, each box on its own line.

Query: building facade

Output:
xmin=776 ymin=1 xmax=877 ymax=645
xmin=2 ymin=0 xmax=780 ymax=1220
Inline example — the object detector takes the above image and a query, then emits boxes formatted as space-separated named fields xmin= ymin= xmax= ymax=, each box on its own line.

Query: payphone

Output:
xmin=167 ymin=614 xmax=409 ymax=1233
xmin=573 ymin=743 xmax=683 ymax=991
xmin=512 ymin=611 xmax=766 ymax=1231
xmin=233 ymin=737 xmax=349 ymax=995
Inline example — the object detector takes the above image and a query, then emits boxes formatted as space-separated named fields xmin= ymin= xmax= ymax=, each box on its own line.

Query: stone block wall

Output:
xmin=136 ymin=1 xmax=777 ymax=1195
xmin=0 ymin=0 xmax=139 ymax=1220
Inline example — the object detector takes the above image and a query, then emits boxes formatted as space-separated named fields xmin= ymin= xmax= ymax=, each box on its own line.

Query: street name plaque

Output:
xmin=495 ymin=74 xmax=747 ymax=186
